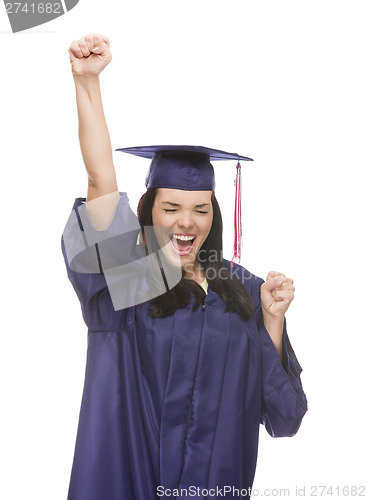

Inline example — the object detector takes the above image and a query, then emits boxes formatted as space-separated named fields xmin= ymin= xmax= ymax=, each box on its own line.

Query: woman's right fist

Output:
xmin=68 ymin=33 xmax=112 ymax=77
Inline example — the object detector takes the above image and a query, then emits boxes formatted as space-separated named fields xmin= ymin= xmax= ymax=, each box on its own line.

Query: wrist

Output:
xmin=73 ymin=73 xmax=100 ymax=87
xmin=262 ymin=309 xmax=284 ymax=329
xmin=262 ymin=311 xmax=284 ymax=360
xmin=73 ymin=74 xmax=101 ymax=101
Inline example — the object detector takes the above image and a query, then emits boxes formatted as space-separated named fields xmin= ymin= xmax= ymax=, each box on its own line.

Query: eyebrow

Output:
xmin=161 ymin=202 xmax=210 ymax=208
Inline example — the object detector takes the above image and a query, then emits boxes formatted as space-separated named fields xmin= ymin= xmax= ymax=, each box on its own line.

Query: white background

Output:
xmin=1 ymin=1 xmax=366 ymax=498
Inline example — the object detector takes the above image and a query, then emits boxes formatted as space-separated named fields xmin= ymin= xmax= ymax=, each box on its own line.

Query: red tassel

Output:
xmin=231 ymin=161 xmax=242 ymax=267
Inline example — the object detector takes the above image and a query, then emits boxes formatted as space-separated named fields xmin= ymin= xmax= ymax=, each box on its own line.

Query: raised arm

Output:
xmin=69 ymin=33 xmax=120 ymax=229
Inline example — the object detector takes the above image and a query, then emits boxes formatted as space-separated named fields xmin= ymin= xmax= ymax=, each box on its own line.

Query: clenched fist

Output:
xmin=68 ymin=33 xmax=112 ymax=77
xmin=260 ymin=270 xmax=295 ymax=320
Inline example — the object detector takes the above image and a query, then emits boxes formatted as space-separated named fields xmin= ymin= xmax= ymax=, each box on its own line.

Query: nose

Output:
xmin=177 ymin=210 xmax=194 ymax=230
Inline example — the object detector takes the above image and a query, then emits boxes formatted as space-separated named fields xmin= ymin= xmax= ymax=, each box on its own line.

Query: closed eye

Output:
xmin=163 ymin=209 xmax=208 ymax=214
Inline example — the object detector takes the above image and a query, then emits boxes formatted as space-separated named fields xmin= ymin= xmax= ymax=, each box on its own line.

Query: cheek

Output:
xmin=151 ymin=206 xmax=161 ymax=226
xmin=208 ymin=213 xmax=214 ymax=232
xmin=201 ymin=215 xmax=213 ymax=238
xmin=152 ymin=208 xmax=172 ymax=229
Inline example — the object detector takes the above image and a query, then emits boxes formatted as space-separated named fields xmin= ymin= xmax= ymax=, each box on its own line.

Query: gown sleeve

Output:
xmin=60 ymin=191 xmax=144 ymax=331
xmin=253 ymin=277 xmax=308 ymax=438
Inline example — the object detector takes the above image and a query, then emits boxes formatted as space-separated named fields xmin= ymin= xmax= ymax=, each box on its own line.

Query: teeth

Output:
xmin=172 ymin=234 xmax=195 ymax=241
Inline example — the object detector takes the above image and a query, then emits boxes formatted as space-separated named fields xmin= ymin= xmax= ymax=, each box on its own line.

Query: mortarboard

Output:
xmin=115 ymin=145 xmax=253 ymax=266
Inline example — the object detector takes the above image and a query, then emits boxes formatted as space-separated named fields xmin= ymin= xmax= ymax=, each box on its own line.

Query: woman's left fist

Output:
xmin=260 ymin=271 xmax=295 ymax=319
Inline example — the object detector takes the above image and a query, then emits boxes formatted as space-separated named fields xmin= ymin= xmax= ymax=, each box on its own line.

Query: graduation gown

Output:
xmin=61 ymin=192 xmax=307 ymax=500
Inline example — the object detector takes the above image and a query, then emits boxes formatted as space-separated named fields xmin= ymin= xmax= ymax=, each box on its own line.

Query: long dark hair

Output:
xmin=137 ymin=188 xmax=254 ymax=321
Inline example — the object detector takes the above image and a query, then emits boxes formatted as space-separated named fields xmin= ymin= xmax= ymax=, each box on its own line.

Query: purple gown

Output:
xmin=61 ymin=192 xmax=307 ymax=500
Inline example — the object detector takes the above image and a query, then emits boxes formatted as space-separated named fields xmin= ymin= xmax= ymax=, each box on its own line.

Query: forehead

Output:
xmin=155 ymin=188 xmax=212 ymax=204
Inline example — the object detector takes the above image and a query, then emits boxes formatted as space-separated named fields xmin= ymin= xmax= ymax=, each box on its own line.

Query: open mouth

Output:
xmin=169 ymin=234 xmax=197 ymax=256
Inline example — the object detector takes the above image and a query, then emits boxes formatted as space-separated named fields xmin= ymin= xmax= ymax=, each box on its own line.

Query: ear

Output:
xmin=138 ymin=229 xmax=147 ymax=246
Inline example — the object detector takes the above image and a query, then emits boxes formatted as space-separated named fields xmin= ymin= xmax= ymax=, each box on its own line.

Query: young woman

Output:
xmin=62 ymin=33 xmax=307 ymax=500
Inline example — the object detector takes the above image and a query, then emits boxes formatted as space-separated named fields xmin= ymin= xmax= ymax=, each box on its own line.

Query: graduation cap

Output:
xmin=115 ymin=145 xmax=253 ymax=266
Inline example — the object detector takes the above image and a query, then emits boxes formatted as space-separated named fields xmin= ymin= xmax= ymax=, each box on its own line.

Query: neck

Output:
xmin=182 ymin=262 xmax=205 ymax=284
